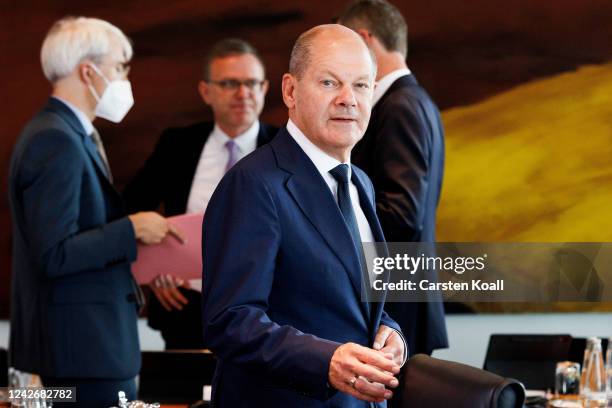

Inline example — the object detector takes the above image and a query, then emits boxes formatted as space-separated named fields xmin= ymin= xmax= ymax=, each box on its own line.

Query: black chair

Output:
xmin=138 ymin=350 xmax=216 ymax=404
xmin=483 ymin=334 xmax=573 ymax=390
xmin=0 ymin=348 xmax=7 ymax=387
xmin=400 ymin=354 xmax=525 ymax=408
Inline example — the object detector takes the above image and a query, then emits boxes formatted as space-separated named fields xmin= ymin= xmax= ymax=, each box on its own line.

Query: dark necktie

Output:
xmin=329 ymin=164 xmax=363 ymax=255
xmin=329 ymin=164 xmax=371 ymax=308
xmin=90 ymin=128 xmax=113 ymax=182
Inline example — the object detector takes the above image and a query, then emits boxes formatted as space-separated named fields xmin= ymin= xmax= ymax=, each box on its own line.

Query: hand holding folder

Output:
xmin=131 ymin=213 xmax=204 ymax=284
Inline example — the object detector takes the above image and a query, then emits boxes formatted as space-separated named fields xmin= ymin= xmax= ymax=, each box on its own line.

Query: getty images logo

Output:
xmin=371 ymin=253 xmax=488 ymax=275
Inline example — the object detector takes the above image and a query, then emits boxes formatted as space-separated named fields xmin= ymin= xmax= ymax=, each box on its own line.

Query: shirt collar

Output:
xmin=51 ymin=96 xmax=95 ymax=136
xmin=210 ymin=120 xmax=260 ymax=152
xmin=373 ymin=67 xmax=412 ymax=106
xmin=286 ymin=119 xmax=351 ymax=178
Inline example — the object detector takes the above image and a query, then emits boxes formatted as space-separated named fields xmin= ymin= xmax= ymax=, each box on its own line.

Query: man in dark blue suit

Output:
xmin=339 ymin=0 xmax=448 ymax=360
xmin=8 ymin=17 xmax=179 ymax=407
xmin=201 ymin=25 xmax=406 ymax=407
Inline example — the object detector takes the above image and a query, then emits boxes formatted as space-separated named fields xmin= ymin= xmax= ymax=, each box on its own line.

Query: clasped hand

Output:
xmin=328 ymin=325 xmax=405 ymax=402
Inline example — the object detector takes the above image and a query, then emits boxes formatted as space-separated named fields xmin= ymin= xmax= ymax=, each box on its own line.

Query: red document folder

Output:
xmin=131 ymin=213 xmax=204 ymax=284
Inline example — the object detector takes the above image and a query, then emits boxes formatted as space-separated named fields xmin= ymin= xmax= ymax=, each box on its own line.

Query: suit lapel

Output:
xmin=351 ymin=169 xmax=386 ymax=243
xmin=45 ymin=98 xmax=123 ymax=206
xmin=82 ymin=135 xmax=128 ymax=207
xmin=351 ymin=169 xmax=390 ymax=330
xmin=82 ymin=135 xmax=112 ymax=182
xmin=272 ymin=129 xmax=365 ymax=303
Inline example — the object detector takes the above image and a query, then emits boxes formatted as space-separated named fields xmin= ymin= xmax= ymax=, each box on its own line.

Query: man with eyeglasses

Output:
xmin=8 ymin=17 xmax=180 ymax=406
xmin=123 ymin=38 xmax=277 ymax=349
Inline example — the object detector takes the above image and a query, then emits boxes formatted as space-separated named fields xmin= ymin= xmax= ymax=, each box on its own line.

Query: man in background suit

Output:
xmin=201 ymin=25 xmax=406 ymax=407
xmin=8 ymin=17 xmax=178 ymax=407
xmin=339 ymin=0 xmax=448 ymax=359
xmin=123 ymin=38 xmax=276 ymax=349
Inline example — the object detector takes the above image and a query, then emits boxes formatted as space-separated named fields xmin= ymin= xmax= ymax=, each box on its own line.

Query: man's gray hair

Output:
xmin=288 ymin=29 xmax=318 ymax=80
xmin=338 ymin=0 xmax=408 ymax=58
xmin=40 ymin=16 xmax=132 ymax=83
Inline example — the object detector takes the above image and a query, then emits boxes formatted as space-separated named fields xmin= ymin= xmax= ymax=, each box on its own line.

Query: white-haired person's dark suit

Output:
xmin=8 ymin=97 xmax=140 ymax=407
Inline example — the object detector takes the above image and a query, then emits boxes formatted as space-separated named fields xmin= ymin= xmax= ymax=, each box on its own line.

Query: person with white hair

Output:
xmin=8 ymin=16 xmax=181 ymax=407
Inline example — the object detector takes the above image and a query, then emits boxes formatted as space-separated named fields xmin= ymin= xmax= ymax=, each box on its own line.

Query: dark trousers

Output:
xmin=147 ymin=288 xmax=205 ymax=349
xmin=41 ymin=376 xmax=136 ymax=408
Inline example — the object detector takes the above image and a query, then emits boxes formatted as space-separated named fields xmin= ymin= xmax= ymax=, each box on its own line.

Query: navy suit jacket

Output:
xmin=8 ymin=98 xmax=140 ymax=379
xmin=201 ymin=128 xmax=400 ymax=407
xmin=352 ymin=74 xmax=448 ymax=355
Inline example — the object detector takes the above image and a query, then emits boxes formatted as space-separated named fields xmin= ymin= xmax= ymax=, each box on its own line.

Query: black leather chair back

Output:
xmin=484 ymin=334 xmax=572 ymax=390
xmin=401 ymin=354 xmax=525 ymax=408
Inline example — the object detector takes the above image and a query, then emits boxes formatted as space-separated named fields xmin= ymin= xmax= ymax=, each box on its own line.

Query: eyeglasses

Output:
xmin=208 ymin=79 xmax=266 ymax=91
xmin=98 ymin=60 xmax=130 ymax=77
xmin=112 ymin=61 xmax=131 ymax=76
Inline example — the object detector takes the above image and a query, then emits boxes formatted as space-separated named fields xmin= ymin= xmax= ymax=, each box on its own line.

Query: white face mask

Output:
xmin=87 ymin=64 xmax=134 ymax=123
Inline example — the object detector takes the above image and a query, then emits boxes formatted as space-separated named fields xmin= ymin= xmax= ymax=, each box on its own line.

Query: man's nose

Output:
xmin=335 ymin=85 xmax=357 ymax=107
xmin=235 ymin=83 xmax=250 ymax=98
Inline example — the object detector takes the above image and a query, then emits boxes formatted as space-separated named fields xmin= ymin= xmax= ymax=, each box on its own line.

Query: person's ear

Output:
xmin=355 ymin=28 xmax=374 ymax=46
xmin=281 ymin=73 xmax=297 ymax=109
xmin=78 ymin=62 xmax=95 ymax=85
xmin=198 ymin=80 xmax=212 ymax=105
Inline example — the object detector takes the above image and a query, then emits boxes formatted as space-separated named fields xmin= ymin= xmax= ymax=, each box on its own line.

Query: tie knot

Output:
xmin=90 ymin=129 xmax=101 ymax=144
xmin=225 ymin=139 xmax=238 ymax=151
xmin=329 ymin=163 xmax=350 ymax=184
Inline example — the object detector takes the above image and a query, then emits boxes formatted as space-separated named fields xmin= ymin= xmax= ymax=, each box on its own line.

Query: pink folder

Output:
xmin=131 ymin=213 xmax=203 ymax=284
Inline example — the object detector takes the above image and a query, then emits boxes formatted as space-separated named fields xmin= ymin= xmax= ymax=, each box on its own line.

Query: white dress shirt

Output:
xmin=286 ymin=119 xmax=375 ymax=244
xmin=186 ymin=121 xmax=260 ymax=214
xmin=373 ymin=67 xmax=412 ymax=106
xmin=287 ymin=120 xmax=407 ymax=363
